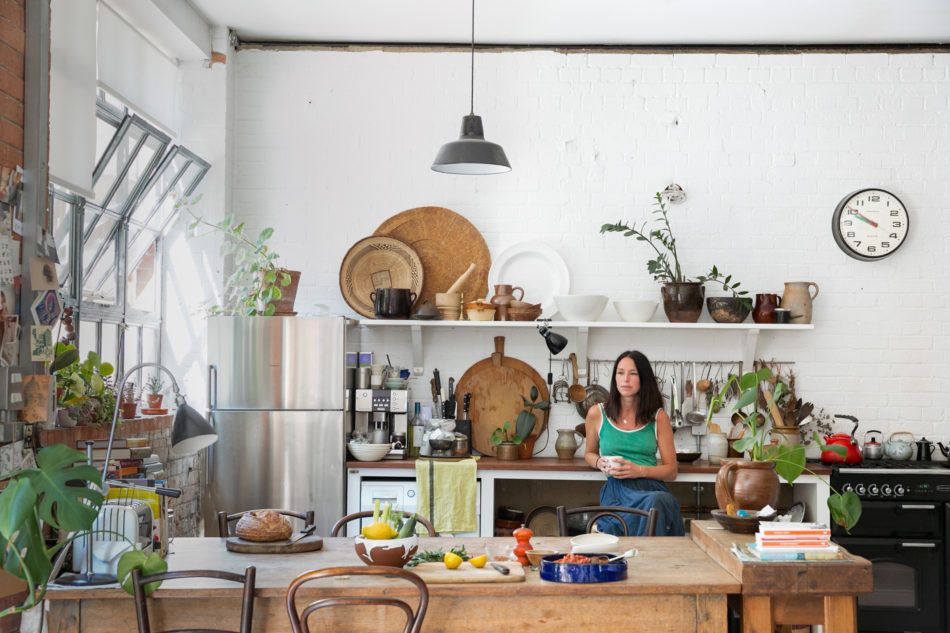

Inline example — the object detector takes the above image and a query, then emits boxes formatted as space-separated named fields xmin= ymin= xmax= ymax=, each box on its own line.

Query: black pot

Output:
xmin=661 ymin=282 xmax=704 ymax=323
xmin=370 ymin=288 xmax=417 ymax=319
xmin=706 ymin=297 xmax=751 ymax=323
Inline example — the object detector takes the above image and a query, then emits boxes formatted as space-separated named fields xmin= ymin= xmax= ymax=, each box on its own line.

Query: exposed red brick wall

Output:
xmin=0 ymin=0 xmax=24 ymax=170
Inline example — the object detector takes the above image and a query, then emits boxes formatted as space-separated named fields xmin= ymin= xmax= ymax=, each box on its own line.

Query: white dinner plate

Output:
xmin=488 ymin=241 xmax=570 ymax=318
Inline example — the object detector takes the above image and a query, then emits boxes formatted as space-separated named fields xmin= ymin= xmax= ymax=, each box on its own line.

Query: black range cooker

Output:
xmin=831 ymin=461 xmax=950 ymax=633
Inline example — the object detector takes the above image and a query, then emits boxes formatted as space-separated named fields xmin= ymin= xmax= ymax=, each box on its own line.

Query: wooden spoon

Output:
xmin=568 ymin=353 xmax=586 ymax=403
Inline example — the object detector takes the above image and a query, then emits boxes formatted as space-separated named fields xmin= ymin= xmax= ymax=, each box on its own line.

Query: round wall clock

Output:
xmin=831 ymin=188 xmax=909 ymax=261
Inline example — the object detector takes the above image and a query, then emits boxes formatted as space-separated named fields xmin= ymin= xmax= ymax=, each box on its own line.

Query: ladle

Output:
xmin=568 ymin=353 xmax=586 ymax=403
xmin=685 ymin=362 xmax=707 ymax=425
xmin=606 ymin=548 xmax=638 ymax=562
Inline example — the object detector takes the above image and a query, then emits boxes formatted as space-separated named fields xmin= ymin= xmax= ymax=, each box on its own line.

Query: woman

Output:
xmin=583 ymin=350 xmax=685 ymax=536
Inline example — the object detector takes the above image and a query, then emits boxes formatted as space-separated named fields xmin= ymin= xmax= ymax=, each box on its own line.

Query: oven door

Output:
xmin=836 ymin=535 xmax=945 ymax=633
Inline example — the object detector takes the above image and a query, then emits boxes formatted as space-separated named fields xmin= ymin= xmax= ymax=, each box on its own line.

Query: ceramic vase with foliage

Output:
xmin=513 ymin=386 xmax=549 ymax=460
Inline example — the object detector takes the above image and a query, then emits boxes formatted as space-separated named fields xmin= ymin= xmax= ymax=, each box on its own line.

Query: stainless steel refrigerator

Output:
xmin=204 ymin=316 xmax=348 ymax=538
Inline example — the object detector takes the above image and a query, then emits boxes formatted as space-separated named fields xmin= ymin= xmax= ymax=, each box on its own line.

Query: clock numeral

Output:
xmin=882 ymin=242 xmax=890 ymax=248
xmin=843 ymin=220 xmax=853 ymax=227
xmin=847 ymin=232 xmax=856 ymax=238
xmin=868 ymin=245 xmax=876 ymax=253
xmin=892 ymin=221 xmax=903 ymax=228
xmin=890 ymin=210 xmax=900 ymax=216
xmin=869 ymin=195 xmax=880 ymax=202
xmin=854 ymin=240 xmax=861 ymax=247
xmin=889 ymin=233 xmax=898 ymax=239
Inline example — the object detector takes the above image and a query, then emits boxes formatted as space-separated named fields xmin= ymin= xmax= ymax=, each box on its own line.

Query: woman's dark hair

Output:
xmin=604 ymin=350 xmax=663 ymax=426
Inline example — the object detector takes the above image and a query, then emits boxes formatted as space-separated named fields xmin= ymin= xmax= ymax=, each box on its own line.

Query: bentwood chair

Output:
xmin=286 ymin=566 xmax=429 ymax=633
xmin=329 ymin=511 xmax=437 ymax=537
xmin=217 ymin=509 xmax=314 ymax=537
xmin=132 ymin=566 xmax=256 ymax=633
xmin=556 ymin=505 xmax=659 ymax=537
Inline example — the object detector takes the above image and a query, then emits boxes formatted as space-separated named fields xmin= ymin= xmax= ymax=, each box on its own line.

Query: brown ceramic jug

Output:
xmin=752 ymin=293 xmax=780 ymax=324
xmin=490 ymin=284 xmax=525 ymax=322
xmin=780 ymin=281 xmax=819 ymax=324
xmin=714 ymin=460 xmax=781 ymax=511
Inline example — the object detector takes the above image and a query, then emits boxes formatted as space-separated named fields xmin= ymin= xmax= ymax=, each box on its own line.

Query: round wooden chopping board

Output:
xmin=373 ymin=206 xmax=491 ymax=306
xmin=455 ymin=336 xmax=550 ymax=456
xmin=225 ymin=534 xmax=324 ymax=554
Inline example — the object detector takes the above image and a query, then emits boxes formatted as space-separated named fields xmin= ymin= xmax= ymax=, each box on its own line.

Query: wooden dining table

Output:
xmin=45 ymin=536 xmax=740 ymax=633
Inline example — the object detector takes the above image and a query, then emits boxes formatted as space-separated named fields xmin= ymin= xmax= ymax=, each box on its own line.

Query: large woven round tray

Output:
xmin=339 ymin=236 xmax=424 ymax=318
xmin=374 ymin=207 xmax=491 ymax=306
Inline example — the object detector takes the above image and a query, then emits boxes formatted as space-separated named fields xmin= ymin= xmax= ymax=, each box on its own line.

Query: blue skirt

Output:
xmin=597 ymin=477 xmax=685 ymax=536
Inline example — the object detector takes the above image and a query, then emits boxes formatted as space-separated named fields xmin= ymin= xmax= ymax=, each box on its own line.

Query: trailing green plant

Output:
xmin=0 ymin=444 xmax=103 ymax=617
xmin=705 ymin=367 xmax=862 ymax=532
xmin=181 ymin=196 xmax=292 ymax=316
xmin=53 ymin=343 xmax=115 ymax=411
xmin=697 ymin=266 xmax=751 ymax=312
xmin=600 ymin=192 xmax=745 ymax=291
xmin=514 ymin=386 xmax=550 ymax=440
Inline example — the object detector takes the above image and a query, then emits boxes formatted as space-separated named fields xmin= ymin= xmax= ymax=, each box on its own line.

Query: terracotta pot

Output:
xmin=517 ymin=435 xmax=536 ymax=459
xmin=263 ymin=269 xmax=301 ymax=316
xmin=494 ymin=442 xmax=520 ymax=461
xmin=146 ymin=394 xmax=164 ymax=408
xmin=660 ymin=282 xmax=705 ymax=323
xmin=120 ymin=401 xmax=138 ymax=419
xmin=715 ymin=460 xmax=781 ymax=512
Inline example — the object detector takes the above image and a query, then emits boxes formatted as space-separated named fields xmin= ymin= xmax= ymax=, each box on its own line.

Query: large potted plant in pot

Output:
xmin=706 ymin=367 xmax=862 ymax=532
xmin=513 ymin=386 xmax=550 ymax=459
xmin=600 ymin=193 xmax=743 ymax=323
xmin=182 ymin=197 xmax=300 ymax=317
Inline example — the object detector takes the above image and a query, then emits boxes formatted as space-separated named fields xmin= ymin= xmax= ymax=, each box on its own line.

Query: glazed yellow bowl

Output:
xmin=466 ymin=307 xmax=496 ymax=321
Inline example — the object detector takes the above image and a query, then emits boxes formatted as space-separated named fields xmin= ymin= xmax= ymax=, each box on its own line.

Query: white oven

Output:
xmin=359 ymin=478 xmax=480 ymax=537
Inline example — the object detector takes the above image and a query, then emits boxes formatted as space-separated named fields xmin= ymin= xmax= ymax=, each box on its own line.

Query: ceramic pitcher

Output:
xmin=780 ymin=282 xmax=819 ymax=324
xmin=490 ymin=284 xmax=525 ymax=321
xmin=752 ymin=293 xmax=780 ymax=324
xmin=555 ymin=428 xmax=582 ymax=460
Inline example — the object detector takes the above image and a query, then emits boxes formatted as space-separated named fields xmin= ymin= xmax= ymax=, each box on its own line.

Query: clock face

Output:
xmin=832 ymin=188 xmax=909 ymax=261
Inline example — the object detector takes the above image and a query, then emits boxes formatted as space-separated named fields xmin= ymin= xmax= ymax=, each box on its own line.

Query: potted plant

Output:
xmin=513 ymin=386 xmax=550 ymax=459
xmin=489 ymin=422 xmax=521 ymax=461
xmin=702 ymin=266 xmax=752 ymax=323
xmin=600 ymin=192 xmax=744 ymax=323
xmin=182 ymin=197 xmax=300 ymax=316
xmin=53 ymin=344 xmax=115 ymax=426
xmin=120 ymin=382 xmax=137 ymax=419
xmin=145 ymin=375 xmax=165 ymax=409
xmin=706 ymin=366 xmax=862 ymax=532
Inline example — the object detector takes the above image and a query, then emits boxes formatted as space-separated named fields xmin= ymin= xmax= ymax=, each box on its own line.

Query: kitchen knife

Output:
xmin=463 ymin=392 xmax=471 ymax=419
xmin=433 ymin=369 xmax=443 ymax=416
xmin=430 ymin=378 xmax=438 ymax=404
xmin=489 ymin=562 xmax=510 ymax=575
xmin=288 ymin=523 xmax=315 ymax=543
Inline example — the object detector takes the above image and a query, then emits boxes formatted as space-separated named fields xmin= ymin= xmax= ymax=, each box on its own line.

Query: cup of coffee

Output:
xmin=370 ymin=288 xmax=417 ymax=319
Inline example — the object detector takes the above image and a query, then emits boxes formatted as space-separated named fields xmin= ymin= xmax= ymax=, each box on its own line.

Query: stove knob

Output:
xmin=841 ymin=483 xmax=853 ymax=493
xmin=855 ymin=483 xmax=866 ymax=496
xmin=868 ymin=483 xmax=879 ymax=496
xmin=894 ymin=484 xmax=905 ymax=496
xmin=881 ymin=484 xmax=892 ymax=497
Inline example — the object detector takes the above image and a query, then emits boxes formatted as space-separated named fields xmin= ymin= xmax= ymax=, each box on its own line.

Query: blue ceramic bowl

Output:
xmin=539 ymin=553 xmax=628 ymax=583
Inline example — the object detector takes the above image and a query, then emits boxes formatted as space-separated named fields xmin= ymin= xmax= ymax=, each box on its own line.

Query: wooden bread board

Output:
xmin=455 ymin=336 xmax=550 ymax=456
xmin=410 ymin=561 xmax=524 ymax=583
xmin=225 ymin=534 xmax=323 ymax=554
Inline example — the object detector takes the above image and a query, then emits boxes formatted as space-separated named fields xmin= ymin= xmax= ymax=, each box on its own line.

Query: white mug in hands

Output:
xmin=600 ymin=455 xmax=625 ymax=475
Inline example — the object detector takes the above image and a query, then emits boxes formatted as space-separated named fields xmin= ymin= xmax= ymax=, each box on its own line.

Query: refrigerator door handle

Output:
xmin=207 ymin=412 xmax=216 ymax=483
xmin=208 ymin=364 xmax=218 ymax=411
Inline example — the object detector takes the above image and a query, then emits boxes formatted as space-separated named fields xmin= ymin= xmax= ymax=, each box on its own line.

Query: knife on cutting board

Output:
xmin=489 ymin=562 xmax=510 ymax=575
xmin=288 ymin=524 xmax=315 ymax=543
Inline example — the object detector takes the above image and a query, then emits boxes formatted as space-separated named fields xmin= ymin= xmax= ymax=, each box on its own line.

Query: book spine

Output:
xmin=756 ymin=539 xmax=833 ymax=548
xmin=759 ymin=530 xmax=831 ymax=538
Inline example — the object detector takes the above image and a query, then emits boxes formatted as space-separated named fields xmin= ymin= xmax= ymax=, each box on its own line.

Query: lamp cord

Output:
xmin=469 ymin=0 xmax=475 ymax=115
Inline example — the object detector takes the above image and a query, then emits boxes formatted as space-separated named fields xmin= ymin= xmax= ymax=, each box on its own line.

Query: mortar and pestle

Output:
xmin=435 ymin=263 xmax=477 ymax=321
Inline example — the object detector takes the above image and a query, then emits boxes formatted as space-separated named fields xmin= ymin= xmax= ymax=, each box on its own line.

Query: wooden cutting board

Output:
xmin=225 ymin=534 xmax=324 ymax=554
xmin=410 ymin=561 xmax=524 ymax=583
xmin=456 ymin=336 xmax=550 ymax=456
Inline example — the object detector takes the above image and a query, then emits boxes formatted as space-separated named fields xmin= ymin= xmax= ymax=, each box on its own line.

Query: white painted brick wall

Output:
xmin=180 ymin=48 xmax=950 ymax=459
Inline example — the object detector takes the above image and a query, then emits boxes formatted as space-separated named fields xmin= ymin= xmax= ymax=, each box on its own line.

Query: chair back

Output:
xmin=132 ymin=566 xmax=256 ymax=633
xmin=329 ymin=511 xmax=437 ymax=537
xmin=556 ymin=505 xmax=658 ymax=537
xmin=217 ymin=509 xmax=314 ymax=537
xmin=286 ymin=566 xmax=429 ymax=633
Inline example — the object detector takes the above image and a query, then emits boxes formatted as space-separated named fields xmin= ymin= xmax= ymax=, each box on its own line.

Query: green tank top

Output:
xmin=598 ymin=404 xmax=658 ymax=467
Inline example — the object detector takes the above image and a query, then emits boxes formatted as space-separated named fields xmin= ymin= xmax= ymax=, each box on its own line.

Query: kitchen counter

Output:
xmin=347 ymin=458 xmax=835 ymax=534
xmin=46 ymin=536 xmax=739 ymax=633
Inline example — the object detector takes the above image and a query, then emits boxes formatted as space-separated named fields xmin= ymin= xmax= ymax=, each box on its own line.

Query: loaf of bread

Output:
xmin=234 ymin=510 xmax=292 ymax=542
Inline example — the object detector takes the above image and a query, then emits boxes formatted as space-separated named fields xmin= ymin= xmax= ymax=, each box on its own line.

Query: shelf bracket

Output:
xmin=576 ymin=326 xmax=590 ymax=378
xmin=742 ymin=328 xmax=760 ymax=371
xmin=410 ymin=325 xmax=424 ymax=376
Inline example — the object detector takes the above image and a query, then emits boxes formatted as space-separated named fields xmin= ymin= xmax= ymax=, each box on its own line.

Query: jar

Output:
xmin=452 ymin=435 xmax=469 ymax=457
xmin=706 ymin=432 xmax=728 ymax=465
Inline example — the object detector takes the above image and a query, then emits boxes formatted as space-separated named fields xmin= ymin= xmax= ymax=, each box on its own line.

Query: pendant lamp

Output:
xmin=431 ymin=0 xmax=510 ymax=174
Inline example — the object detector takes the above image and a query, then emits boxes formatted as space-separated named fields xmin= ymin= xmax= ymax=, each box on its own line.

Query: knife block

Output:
xmin=454 ymin=419 xmax=472 ymax=455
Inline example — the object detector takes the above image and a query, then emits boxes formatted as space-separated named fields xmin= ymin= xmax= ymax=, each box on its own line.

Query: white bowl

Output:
xmin=570 ymin=532 xmax=619 ymax=554
xmin=613 ymin=300 xmax=659 ymax=322
xmin=553 ymin=295 xmax=608 ymax=322
xmin=346 ymin=443 xmax=391 ymax=462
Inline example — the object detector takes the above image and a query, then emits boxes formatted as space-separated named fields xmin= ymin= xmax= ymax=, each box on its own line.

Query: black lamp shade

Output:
xmin=171 ymin=403 xmax=217 ymax=457
xmin=539 ymin=326 xmax=568 ymax=355
xmin=432 ymin=115 xmax=511 ymax=174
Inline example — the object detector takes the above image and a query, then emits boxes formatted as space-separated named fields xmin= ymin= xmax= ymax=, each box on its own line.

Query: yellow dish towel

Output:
xmin=415 ymin=457 xmax=478 ymax=534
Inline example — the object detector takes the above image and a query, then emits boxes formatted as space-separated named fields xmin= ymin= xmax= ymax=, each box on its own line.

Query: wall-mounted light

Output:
xmin=537 ymin=323 xmax=567 ymax=355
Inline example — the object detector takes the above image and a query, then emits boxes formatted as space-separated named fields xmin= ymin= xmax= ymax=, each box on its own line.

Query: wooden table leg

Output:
xmin=741 ymin=596 xmax=774 ymax=633
xmin=47 ymin=599 xmax=80 ymax=633
xmin=823 ymin=596 xmax=857 ymax=633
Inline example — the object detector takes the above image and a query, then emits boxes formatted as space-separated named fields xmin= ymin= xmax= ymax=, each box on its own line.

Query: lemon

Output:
xmin=362 ymin=522 xmax=397 ymax=540
xmin=469 ymin=554 xmax=487 ymax=568
xmin=443 ymin=552 xmax=463 ymax=569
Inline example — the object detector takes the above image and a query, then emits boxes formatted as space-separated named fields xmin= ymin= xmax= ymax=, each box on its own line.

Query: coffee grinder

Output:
xmin=355 ymin=389 xmax=408 ymax=459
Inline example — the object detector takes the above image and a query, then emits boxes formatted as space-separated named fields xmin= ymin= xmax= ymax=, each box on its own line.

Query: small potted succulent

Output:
xmin=145 ymin=375 xmax=165 ymax=409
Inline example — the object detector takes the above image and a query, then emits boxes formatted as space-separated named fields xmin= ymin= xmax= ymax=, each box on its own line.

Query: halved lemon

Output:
xmin=443 ymin=552 xmax=463 ymax=569
xmin=469 ymin=554 xmax=487 ymax=568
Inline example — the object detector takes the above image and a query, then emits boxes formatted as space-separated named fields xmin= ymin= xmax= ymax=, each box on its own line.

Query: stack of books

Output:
xmin=74 ymin=438 xmax=164 ymax=482
xmin=745 ymin=522 xmax=841 ymax=561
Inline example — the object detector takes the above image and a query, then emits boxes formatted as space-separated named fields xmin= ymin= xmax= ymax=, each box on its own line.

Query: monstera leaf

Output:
xmin=117 ymin=550 xmax=168 ymax=596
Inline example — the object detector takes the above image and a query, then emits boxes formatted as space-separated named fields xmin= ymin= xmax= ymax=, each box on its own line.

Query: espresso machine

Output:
xmin=355 ymin=389 xmax=408 ymax=458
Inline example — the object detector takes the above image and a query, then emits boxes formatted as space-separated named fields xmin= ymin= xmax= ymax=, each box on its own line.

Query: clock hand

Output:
xmin=847 ymin=207 xmax=879 ymax=228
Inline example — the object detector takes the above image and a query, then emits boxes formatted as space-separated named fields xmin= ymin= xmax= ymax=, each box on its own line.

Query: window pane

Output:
xmin=51 ymin=196 xmax=72 ymax=289
xmin=93 ymin=124 xmax=144 ymax=207
xmin=142 ymin=326 xmax=158 ymax=364
xmin=95 ymin=115 xmax=120 ymax=162
xmin=123 ymin=325 xmax=140 ymax=380
xmin=82 ymin=214 xmax=117 ymax=305
xmin=130 ymin=149 xmax=184 ymax=226
xmin=110 ymin=134 xmax=165 ymax=214
xmin=101 ymin=323 xmax=118 ymax=371
xmin=127 ymin=238 xmax=158 ymax=313
xmin=78 ymin=320 xmax=97 ymax=360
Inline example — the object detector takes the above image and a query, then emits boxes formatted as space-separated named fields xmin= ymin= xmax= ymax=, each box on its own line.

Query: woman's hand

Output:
xmin=603 ymin=457 xmax=646 ymax=479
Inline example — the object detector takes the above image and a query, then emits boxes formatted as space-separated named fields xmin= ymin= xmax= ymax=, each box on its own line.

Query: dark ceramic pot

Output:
xmin=706 ymin=297 xmax=751 ymax=323
xmin=660 ymin=282 xmax=705 ymax=323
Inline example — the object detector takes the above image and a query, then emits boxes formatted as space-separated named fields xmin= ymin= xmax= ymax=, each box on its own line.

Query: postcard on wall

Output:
xmin=29 ymin=257 xmax=59 ymax=290
xmin=20 ymin=374 xmax=54 ymax=425
xmin=0 ymin=236 xmax=17 ymax=285
xmin=30 ymin=325 xmax=53 ymax=362
xmin=30 ymin=290 xmax=62 ymax=327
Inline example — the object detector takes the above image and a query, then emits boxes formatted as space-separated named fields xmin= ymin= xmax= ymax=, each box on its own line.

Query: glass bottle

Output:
xmin=409 ymin=402 xmax=423 ymax=458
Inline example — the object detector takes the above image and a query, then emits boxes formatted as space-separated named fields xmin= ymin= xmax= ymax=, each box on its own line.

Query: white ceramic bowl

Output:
xmin=384 ymin=378 xmax=408 ymax=390
xmin=613 ymin=300 xmax=658 ymax=322
xmin=346 ymin=443 xmax=391 ymax=462
xmin=570 ymin=532 xmax=620 ymax=554
xmin=553 ymin=295 xmax=608 ymax=322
